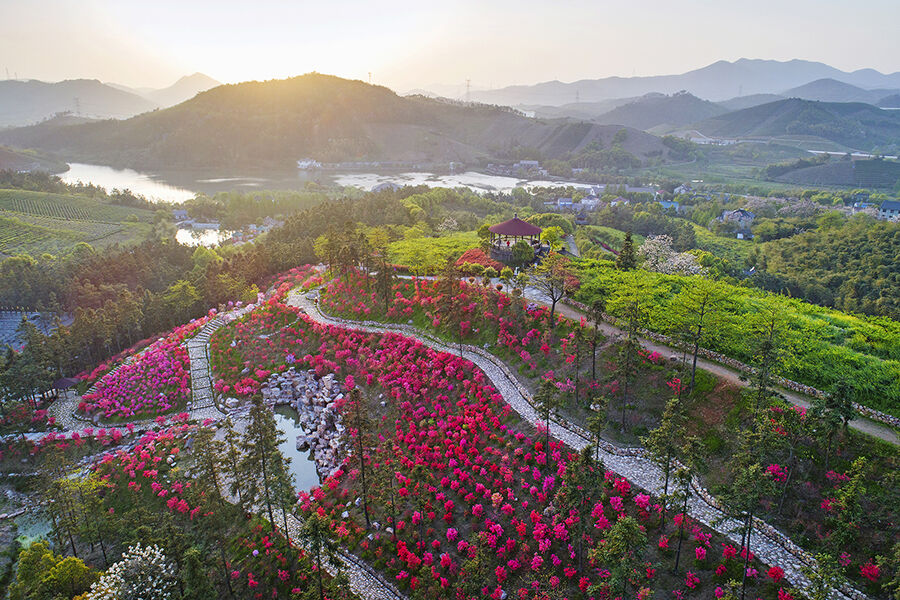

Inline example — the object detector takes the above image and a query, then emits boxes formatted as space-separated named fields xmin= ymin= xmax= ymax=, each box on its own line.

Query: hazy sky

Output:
xmin=2 ymin=0 xmax=898 ymax=93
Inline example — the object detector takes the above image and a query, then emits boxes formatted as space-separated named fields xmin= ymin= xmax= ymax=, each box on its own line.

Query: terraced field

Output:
xmin=0 ymin=188 xmax=155 ymax=256
xmin=0 ymin=189 xmax=154 ymax=223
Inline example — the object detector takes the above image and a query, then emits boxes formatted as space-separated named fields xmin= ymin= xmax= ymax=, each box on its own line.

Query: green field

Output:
xmin=386 ymin=231 xmax=480 ymax=272
xmin=575 ymin=261 xmax=900 ymax=416
xmin=0 ymin=189 xmax=155 ymax=256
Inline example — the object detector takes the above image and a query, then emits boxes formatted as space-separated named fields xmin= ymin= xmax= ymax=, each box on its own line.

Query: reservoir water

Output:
xmin=59 ymin=162 xmax=595 ymax=203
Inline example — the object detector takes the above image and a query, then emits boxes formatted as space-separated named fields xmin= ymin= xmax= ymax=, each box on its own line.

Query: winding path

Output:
xmin=525 ymin=291 xmax=898 ymax=446
xmin=287 ymin=287 xmax=867 ymax=600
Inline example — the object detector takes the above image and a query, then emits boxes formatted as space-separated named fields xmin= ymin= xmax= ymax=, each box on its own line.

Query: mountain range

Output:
xmin=465 ymin=59 xmax=900 ymax=106
xmin=0 ymin=74 xmax=679 ymax=169
xmin=0 ymin=73 xmax=220 ymax=127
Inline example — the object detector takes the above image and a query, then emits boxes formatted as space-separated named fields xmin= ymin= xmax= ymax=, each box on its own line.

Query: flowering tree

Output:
xmin=639 ymin=235 xmax=706 ymax=276
xmin=86 ymin=544 xmax=177 ymax=600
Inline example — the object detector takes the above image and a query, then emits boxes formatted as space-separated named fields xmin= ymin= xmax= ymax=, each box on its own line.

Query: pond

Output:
xmin=13 ymin=509 xmax=51 ymax=546
xmin=273 ymin=405 xmax=321 ymax=492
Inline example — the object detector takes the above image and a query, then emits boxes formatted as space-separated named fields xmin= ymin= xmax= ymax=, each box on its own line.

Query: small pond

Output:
xmin=273 ymin=405 xmax=321 ymax=492
xmin=13 ymin=509 xmax=51 ymax=546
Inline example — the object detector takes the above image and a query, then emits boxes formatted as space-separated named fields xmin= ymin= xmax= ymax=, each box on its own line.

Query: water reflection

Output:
xmin=273 ymin=405 xmax=321 ymax=491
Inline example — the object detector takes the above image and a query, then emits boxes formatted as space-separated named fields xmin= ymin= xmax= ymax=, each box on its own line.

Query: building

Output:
xmin=609 ymin=197 xmax=630 ymax=207
xmin=673 ymin=184 xmax=692 ymax=195
xmin=297 ymin=159 xmax=322 ymax=169
xmin=172 ymin=209 xmax=189 ymax=222
xmin=372 ymin=182 xmax=401 ymax=193
xmin=719 ymin=209 xmax=756 ymax=239
xmin=878 ymin=200 xmax=900 ymax=221
xmin=657 ymin=200 xmax=683 ymax=213
xmin=488 ymin=215 xmax=542 ymax=264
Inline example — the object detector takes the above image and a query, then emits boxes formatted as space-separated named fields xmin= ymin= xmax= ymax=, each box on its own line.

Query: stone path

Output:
xmin=284 ymin=513 xmax=407 ymax=600
xmin=186 ymin=316 xmax=224 ymax=412
xmin=287 ymin=288 xmax=867 ymax=600
xmin=522 ymin=289 xmax=899 ymax=445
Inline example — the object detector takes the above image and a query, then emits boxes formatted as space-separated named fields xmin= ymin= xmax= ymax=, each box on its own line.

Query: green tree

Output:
xmin=615 ymin=231 xmax=637 ymax=270
xmin=510 ymin=239 xmax=535 ymax=266
xmin=533 ymin=378 xmax=561 ymax=450
xmin=8 ymin=541 xmax=97 ymax=600
xmin=802 ymin=553 xmax=845 ymax=600
xmin=540 ymin=225 xmax=565 ymax=251
xmin=180 ymin=547 xmax=217 ymax=600
xmin=748 ymin=304 xmax=783 ymax=419
xmin=675 ymin=278 xmax=728 ymax=394
xmin=586 ymin=397 xmax=608 ymax=462
xmin=347 ymin=388 xmax=374 ymax=528
xmin=643 ymin=397 xmax=688 ymax=521
xmin=527 ymin=252 xmax=578 ymax=327
xmin=588 ymin=297 xmax=606 ymax=381
xmin=240 ymin=397 xmax=294 ymax=536
xmin=297 ymin=513 xmax=340 ymax=600
xmin=589 ymin=516 xmax=648 ymax=599
xmin=810 ymin=381 xmax=856 ymax=471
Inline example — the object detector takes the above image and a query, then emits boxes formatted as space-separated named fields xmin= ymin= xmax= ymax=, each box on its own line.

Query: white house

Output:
xmin=878 ymin=200 xmax=900 ymax=221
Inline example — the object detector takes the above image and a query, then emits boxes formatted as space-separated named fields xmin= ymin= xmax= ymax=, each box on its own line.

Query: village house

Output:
xmin=877 ymin=199 xmax=900 ymax=222
xmin=719 ymin=208 xmax=756 ymax=239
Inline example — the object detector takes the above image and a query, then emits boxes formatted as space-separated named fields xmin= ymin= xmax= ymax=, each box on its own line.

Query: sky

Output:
xmin=2 ymin=0 xmax=899 ymax=94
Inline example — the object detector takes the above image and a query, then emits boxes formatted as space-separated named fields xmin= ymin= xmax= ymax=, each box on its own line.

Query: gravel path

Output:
xmin=287 ymin=288 xmax=867 ymax=600
xmin=523 ymin=289 xmax=898 ymax=446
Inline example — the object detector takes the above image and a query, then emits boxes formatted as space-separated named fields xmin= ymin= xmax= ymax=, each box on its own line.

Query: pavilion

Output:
xmin=488 ymin=215 xmax=542 ymax=263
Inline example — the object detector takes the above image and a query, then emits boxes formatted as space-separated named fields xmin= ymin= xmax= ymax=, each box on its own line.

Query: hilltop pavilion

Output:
xmin=488 ymin=215 xmax=542 ymax=263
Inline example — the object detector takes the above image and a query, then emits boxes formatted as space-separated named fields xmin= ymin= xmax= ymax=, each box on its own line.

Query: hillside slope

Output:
xmin=0 ymin=74 xmax=674 ymax=169
xmin=694 ymin=98 xmax=900 ymax=151
xmin=591 ymin=91 xmax=727 ymax=131
xmin=781 ymin=78 xmax=899 ymax=104
xmin=0 ymin=79 xmax=158 ymax=127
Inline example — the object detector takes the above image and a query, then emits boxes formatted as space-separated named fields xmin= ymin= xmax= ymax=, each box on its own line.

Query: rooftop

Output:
xmin=489 ymin=216 xmax=542 ymax=236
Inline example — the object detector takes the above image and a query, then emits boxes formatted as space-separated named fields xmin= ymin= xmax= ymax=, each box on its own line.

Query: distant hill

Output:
xmin=0 ymin=146 xmax=67 ymax=173
xmin=718 ymin=94 xmax=787 ymax=111
xmin=0 ymin=74 xmax=676 ymax=170
xmin=469 ymin=59 xmax=900 ymax=106
xmin=694 ymin=98 xmax=900 ymax=151
xmin=521 ymin=97 xmax=636 ymax=120
xmin=878 ymin=94 xmax=900 ymax=109
xmin=590 ymin=91 xmax=727 ymax=131
xmin=0 ymin=79 xmax=158 ymax=127
xmin=781 ymin=78 xmax=899 ymax=104
xmin=145 ymin=73 xmax=221 ymax=107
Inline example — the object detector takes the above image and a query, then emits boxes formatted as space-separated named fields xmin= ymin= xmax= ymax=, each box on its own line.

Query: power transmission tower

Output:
xmin=74 ymin=97 xmax=81 ymax=115
xmin=368 ymin=72 xmax=372 ymax=84
xmin=575 ymin=90 xmax=580 ymax=103
xmin=465 ymin=79 xmax=471 ymax=102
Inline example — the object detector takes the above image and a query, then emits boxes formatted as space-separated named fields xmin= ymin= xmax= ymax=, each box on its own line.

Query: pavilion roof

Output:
xmin=488 ymin=217 xmax=542 ymax=236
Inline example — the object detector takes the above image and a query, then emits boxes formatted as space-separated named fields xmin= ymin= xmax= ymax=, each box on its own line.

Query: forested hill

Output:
xmin=693 ymin=98 xmax=900 ymax=151
xmin=0 ymin=73 xmax=675 ymax=170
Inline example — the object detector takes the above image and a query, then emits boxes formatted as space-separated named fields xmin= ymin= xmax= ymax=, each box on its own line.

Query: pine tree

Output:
xmin=298 ymin=512 xmax=340 ymax=600
xmin=811 ymin=381 xmax=856 ymax=472
xmin=347 ymin=388 xmax=373 ymax=528
xmin=643 ymin=397 xmax=688 ymax=521
xmin=615 ymin=231 xmax=637 ymax=271
xmin=589 ymin=516 xmax=648 ymax=599
xmin=588 ymin=297 xmax=606 ymax=381
xmin=748 ymin=304 xmax=783 ymax=419
xmin=239 ymin=397 xmax=294 ymax=536
xmin=534 ymin=378 xmax=560 ymax=450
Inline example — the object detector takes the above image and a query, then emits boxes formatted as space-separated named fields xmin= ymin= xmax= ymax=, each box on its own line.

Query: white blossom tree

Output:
xmin=638 ymin=235 xmax=706 ymax=276
xmin=86 ymin=544 xmax=177 ymax=600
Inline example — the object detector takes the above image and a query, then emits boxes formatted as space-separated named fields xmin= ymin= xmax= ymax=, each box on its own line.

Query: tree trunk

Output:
xmin=740 ymin=513 xmax=753 ymax=600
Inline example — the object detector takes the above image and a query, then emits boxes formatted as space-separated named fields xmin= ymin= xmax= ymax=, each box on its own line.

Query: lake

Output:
xmin=59 ymin=162 xmax=598 ymax=203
